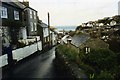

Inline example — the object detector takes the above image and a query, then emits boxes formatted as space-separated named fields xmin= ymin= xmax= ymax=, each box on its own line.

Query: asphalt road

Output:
xmin=2 ymin=47 xmax=73 ymax=79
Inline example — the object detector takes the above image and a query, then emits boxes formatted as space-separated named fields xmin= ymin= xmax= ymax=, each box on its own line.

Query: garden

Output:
xmin=56 ymin=44 xmax=120 ymax=79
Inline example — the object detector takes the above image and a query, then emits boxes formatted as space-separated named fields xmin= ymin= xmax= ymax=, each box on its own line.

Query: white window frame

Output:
xmin=34 ymin=11 xmax=36 ymax=19
xmin=1 ymin=7 xmax=8 ymax=18
xmin=30 ymin=9 xmax=32 ymax=15
xmin=30 ymin=22 xmax=34 ymax=31
xmin=34 ymin=23 xmax=37 ymax=31
xmin=14 ymin=10 xmax=19 ymax=20
xmin=30 ymin=14 xmax=32 ymax=18
xmin=30 ymin=9 xmax=32 ymax=18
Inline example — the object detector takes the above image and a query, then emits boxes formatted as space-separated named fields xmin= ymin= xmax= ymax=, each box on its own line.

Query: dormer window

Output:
xmin=14 ymin=10 xmax=19 ymax=20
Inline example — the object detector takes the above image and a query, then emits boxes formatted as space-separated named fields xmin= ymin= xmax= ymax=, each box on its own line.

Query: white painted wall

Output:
xmin=21 ymin=27 xmax=27 ymax=39
xmin=0 ymin=41 xmax=42 ymax=68
xmin=12 ymin=41 xmax=42 ymax=61
xmin=51 ymin=32 xmax=56 ymax=45
xmin=0 ymin=54 xmax=8 ymax=68
xmin=43 ymin=28 xmax=49 ymax=37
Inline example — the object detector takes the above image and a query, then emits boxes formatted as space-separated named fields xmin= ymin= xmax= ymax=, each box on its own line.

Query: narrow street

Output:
xmin=2 ymin=47 xmax=73 ymax=79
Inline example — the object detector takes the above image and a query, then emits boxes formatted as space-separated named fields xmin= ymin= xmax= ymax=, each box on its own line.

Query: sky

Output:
xmin=19 ymin=0 xmax=120 ymax=26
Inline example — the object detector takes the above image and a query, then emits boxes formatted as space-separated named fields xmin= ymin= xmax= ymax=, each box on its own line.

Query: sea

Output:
xmin=55 ymin=26 xmax=77 ymax=32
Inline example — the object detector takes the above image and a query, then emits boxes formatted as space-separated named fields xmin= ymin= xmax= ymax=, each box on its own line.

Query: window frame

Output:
xmin=1 ymin=6 xmax=8 ymax=18
xmin=14 ymin=10 xmax=19 ymax=20
xmin=30 ymin=22 xmax=34 ymax=31
xmin=30 ymin=9 xmax=32 ymax=18
xmin=34 ymin=23 xmax=37 ymax=31
xmin=34 ymin=11 xmax=36 ymax=19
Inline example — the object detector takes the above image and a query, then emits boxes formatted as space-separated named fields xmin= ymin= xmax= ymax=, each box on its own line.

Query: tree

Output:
xmin=112 ymin=15 xmax=120 ymax=24
xmin=76 ymin=25 xmax=82 ymax=31
xmin=2 ymin=19 xmax=24 ymax=45
xmin=97 ymin=17 xmax=112 ymax=25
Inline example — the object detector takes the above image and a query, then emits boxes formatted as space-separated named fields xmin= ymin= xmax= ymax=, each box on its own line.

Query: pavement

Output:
xmin=2 ymin=47 xmax=73 ymax=79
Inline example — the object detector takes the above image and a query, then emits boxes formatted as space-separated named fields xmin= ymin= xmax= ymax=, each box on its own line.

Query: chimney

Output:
xmin=22 ymin=0 xmax=29 ymax=7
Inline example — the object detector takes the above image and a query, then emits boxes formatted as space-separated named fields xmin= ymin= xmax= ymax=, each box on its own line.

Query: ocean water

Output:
xmin=55 ymin=26 xmax=77 ymax=31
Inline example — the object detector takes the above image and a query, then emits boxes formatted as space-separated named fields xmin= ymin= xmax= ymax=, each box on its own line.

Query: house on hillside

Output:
xmin=0 ymin=0 xmax=43 ymax=68
xmin=0 ymin=1 xmax=26 ymax=49
xmin=66 ymin=35 xmax=109 ymax=54
xmin=37 ymin=21 xmax=50 ymax=48
xmin=9 ymin=0 xmax=41 ymax=46
xmin=50 ymin=27 xmax=58 ymax=46
xmin=22 ymin=1 xmax=38 ymax=37
xmin=79 ymin=38 xmax=109 ymax=53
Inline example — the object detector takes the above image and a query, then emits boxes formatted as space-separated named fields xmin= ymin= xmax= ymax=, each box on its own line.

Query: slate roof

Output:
xmin=40 ymin=22 xmax=48 ymax=28
xmin=61 ymin=34 xmax=89 ymax=47
xmin=79 ymin=38 xmax=109 ymax=49
xmin=71 ymin=35 xmax=89 ymax=48
xmin=2 ymin=0 xmax=25 ymax=9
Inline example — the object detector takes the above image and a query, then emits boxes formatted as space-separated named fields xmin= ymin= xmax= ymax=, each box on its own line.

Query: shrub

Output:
xmin=57 ymin=44 xmax=78 ymax=62
xmin=57 ymin=44 xmax=118 ymax=79
xmin=79 ymin=63 xmax=95 ymax=76
xmin=97 ymin=70 xmax=114 ymax=79
xmin=17 ymin=42 xmax=26 ymax=48
xmin=82 ymin=49 xmax=115 ymax=71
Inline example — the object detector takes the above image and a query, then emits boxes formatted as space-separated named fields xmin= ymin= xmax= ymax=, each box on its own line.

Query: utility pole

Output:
xmin=48 ymin=12 xmax=51 ymax=46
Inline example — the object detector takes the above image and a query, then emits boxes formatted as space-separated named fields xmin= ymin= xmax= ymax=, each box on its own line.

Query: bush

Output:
xmin=97 ymin=70 xmax=114 ymax=79
xmin=17 ymin=42 xmax=26 ymax=48
xmin=79 ymin=63 xmax=95 ymax=76
xmin=57 ymin=44 xmax=119 ymax=79
xmin=82 ymin=49 xmax=115 ymax=71
xmin=57 ymin=44 xmax=78 ymax=62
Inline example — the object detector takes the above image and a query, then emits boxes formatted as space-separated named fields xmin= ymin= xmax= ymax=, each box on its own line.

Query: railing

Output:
xmin=0 ymin=41 xmax=42 ymax=68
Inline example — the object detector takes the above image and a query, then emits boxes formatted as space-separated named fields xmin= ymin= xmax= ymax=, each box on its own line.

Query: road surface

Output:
xmin=2 ymin=47 xmax=73 ymax=79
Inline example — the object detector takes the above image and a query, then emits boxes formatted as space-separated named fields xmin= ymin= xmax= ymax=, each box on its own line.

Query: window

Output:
xmin=30 ymin=9 xmax=32 ymax=15
xmin=34 ymin=11 xmax=36 ymax=19
xmin=30 ymin=9 xmax=32 ymax=18
xmin=1 ymin=7 xmax=8 ymax=18
xmin=34 ymin=11 xmax=36 ymax=16
xmin=30 ymin=22 xmax=34 ymax=31
xmin=34 ymin=23 xmax=37 ymax=31
xmin=14 ymin=10 xmax=19 ymax=20
xmin=30 ymin=14 xmax=32 ymax=18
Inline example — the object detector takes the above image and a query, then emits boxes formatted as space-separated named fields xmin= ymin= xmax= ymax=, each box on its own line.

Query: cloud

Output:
xmin=19 ymin=0 xmax=119 ymax=26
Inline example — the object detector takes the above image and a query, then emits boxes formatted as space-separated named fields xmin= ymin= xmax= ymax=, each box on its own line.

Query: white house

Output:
xmin=40 ymin=22 xmax=49 ymax=43
xmin=50 ymin=30 xmax=57 ymax=45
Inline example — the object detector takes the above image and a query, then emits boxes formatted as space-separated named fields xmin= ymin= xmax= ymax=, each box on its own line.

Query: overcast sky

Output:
xmin=19 ymin=0 xmax=120 ymax=26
